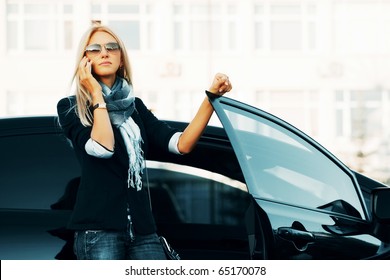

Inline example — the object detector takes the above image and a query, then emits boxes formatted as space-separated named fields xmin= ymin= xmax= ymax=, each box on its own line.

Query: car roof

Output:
xmin=0 ymin=115 xmax=244 ymax=182
xmin=0 ymin=116 xmax=61 ymax=137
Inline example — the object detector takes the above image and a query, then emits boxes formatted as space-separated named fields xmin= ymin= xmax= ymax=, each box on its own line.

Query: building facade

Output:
xmin=1 ymin=0 xmax=390 ymax=183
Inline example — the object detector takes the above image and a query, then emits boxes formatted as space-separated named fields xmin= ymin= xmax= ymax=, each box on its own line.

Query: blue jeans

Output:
xmin=74 ymin=230 xmax=167 ymax=260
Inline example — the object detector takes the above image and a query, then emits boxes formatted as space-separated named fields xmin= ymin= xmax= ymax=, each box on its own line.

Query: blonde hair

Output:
xmin=71 ymin=25 xmax=133 ymax=126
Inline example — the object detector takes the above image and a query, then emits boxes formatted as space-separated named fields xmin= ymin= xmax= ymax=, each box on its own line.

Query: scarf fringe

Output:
xmin=119 ymin=119 xmax=144 ymax=191
xmin=100 ymin=78 xmax=144 ymax=191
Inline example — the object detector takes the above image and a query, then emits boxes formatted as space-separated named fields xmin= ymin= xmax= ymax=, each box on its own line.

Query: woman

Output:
xmin=57 ymin=25 xmax=232 ymax=260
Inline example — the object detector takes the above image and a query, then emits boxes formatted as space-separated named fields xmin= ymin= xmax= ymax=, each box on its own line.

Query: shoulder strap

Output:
xmin=144 ymin=160 xmax=153 ymax=211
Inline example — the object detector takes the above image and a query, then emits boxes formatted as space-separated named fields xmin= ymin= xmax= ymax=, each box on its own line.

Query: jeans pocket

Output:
xmin=74 ymin=230 xmax=105 ymax=259
xmin=85 ymin=230 xmax=104 ymax=246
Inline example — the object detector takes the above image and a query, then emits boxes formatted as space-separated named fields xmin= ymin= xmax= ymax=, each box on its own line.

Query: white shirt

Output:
xmin=85 ymin=131 xmax=183 ymax=158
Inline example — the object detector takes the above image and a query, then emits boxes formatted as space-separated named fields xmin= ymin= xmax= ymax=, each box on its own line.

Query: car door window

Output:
xmin=215 ymin=101 xmax=366 ymax=220
xmin=145 ymin=161 xmax=249 ymax=226
xmin=145 ymin=161 xmax=252 ymax=259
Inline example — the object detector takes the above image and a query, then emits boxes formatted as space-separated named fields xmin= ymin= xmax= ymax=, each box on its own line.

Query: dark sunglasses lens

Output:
xmin=106 ymin=43 xmax=120 ymax=51
xmin=85 ymin=44 xmax=102 ymax=53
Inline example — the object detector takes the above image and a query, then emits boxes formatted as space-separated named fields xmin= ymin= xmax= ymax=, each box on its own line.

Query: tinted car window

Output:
xmin=221 ymin=104 xmax=366 ymax=219
xmin=146 ymin=161 xmax=249 ymax=226
xmin=145 ymin=162 xmax=251 ymax=260
xmin=0 ymin=133 xmax=80 ymax=210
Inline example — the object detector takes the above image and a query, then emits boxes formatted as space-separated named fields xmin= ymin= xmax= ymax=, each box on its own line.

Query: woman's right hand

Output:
xmin=78 ymin=57 xmax=102 ymax=98
xmin=80 ymin=56 xmax=114 ymax=150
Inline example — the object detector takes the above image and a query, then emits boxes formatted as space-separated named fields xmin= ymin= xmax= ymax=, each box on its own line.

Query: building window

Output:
xmin=334 ymin=89 xmax=389 ymax=179
xmin=173 ymin=2 xmax=238 ymax=52
xmin=270 ymin=21 xmax=302 ymax=50
xmin=6 ymin=0 xmax=74 ymax=53
xmin=255 ymin=90 xmax=319 ymax=137
xmin=335 ymin=89 xmax=383 ymax=139
xmin=254 ymin=1 xmax=317 ymax=51
xmin=91 ymin=2 xmax=154 ymax=51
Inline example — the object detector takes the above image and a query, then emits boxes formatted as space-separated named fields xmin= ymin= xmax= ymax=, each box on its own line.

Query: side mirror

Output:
xmin=371 ymin=187 xmax=390 ymax=242
xmin=372 ymin=187 xmax=390 ymax=222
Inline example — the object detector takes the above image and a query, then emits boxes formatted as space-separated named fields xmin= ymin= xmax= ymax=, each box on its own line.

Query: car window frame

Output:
xmin=207 ymin=94 xmax=370 ymax=221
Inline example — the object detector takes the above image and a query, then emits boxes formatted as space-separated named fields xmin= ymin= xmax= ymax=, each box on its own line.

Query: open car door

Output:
xmin=208 ymin=93 xmax=390 ymax=259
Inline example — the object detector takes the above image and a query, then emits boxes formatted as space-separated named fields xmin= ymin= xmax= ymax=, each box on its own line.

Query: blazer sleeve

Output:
xmin=135 ymin=97 xmax=180 ymax=153
xmin=57 ymin=96 xmax=92 ymax=151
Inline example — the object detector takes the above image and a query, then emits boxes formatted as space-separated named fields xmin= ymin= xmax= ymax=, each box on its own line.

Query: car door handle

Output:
xmin=277 ymin=227 xmax=315 ymax=241
xmin=277 ymin=227 xmax=315 ymax=251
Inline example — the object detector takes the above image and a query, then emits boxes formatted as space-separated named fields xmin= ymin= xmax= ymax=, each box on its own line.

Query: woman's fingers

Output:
xmin=209 ymin=73 xmax=232 ymax=94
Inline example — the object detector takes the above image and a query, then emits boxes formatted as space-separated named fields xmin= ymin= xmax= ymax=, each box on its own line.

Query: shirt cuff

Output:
xmin=85 ymin=138 xmax=114 ymax=158
xmin=168 ymin=132 xmax=183 ymax=155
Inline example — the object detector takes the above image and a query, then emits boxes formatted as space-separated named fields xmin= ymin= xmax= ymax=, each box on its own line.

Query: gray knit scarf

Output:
xmin=99 ymin=78 xmax=144 ymax=191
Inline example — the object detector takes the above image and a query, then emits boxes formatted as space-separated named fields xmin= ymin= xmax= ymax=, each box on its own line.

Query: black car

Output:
xmin=1 ymin=94 xmax=390 ymax=260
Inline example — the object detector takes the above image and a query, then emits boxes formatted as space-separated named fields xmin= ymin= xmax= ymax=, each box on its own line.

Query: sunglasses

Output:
xmin=85 ymin=42 xmax=120 ymax=56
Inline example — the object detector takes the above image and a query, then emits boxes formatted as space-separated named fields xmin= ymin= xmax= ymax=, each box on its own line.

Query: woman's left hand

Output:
xmin=208 ymin=73 xmax=232 ymax=96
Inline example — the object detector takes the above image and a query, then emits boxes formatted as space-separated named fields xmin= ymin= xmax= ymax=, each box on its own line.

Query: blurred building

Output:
xmin=1 ymin=0 xmax=390 ymax=183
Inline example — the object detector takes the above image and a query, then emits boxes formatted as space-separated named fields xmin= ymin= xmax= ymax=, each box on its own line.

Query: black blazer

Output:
xmin=57 ymin=96 xmax=179 ymax=234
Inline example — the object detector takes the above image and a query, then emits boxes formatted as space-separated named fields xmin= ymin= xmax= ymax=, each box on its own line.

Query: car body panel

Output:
xmin=0 ymin=209 xmax=72 ymax=260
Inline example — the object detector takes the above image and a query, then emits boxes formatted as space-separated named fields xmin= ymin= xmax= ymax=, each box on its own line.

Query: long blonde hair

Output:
xmin=71 ymin=25 xmax=133 ymax=126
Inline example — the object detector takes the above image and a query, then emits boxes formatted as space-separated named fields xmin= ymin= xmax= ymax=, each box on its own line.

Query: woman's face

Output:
xmin=85 ymin=31 xmax=122 ymax=83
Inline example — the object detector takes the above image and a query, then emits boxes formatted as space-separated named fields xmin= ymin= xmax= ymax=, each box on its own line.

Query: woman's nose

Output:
xmin=100 ymin=47 xmax=109 ymax=57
